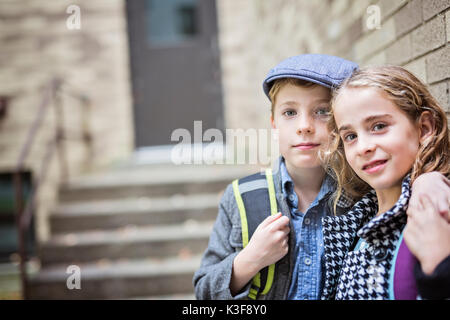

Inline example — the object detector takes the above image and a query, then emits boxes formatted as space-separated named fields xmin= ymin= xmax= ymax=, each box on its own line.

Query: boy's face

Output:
xmin=271 ymin=83 xmax=331 ymax=170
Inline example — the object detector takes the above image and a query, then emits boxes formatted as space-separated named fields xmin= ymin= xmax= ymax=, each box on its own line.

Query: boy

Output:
xmin=193 ymin=54 xmax=358 ymax=300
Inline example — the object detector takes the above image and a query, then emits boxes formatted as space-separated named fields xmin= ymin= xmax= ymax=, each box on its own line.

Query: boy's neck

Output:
xmin=375 ymin=185 xmax=402 ymax=216
xmin=284 ymin=161 xmax=326 ymax=194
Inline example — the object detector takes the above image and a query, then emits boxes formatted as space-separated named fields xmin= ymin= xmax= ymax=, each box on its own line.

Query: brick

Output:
xmin=331 ymin=0 xmax=350 ymax=17
xmin=429 ymin=81 xmax=449 ymax=111
xmin=411 ymin=14 xmax=446 ymax=58
xmin=352 ymin=0 xmax=373 ymax=20
xmin=394 ymin=0 xmax=423 ymax=37
xmin=422 ymin=0 xmax=450 ymax=21
xmin=363 ymin=50 xmax=387 ymax=66
xmin=447 ymin=10 xmax=450 ymax=42
xmin=348 ymin=16 xmax=364 ymax=42
xmin=355 ymin=17 xmax=396 ymax=61
xmin=426 ymin=45 xmax=450 ymax=83
xmin=386 ymin=33 xmax=412 ymax=65
xmin=404 ymin=56 xmax=427 ymax=83
xmin=447 ymin=79 xmax=450 ymax=111
xmin=377 ymin=0 xmax=408 ymax=19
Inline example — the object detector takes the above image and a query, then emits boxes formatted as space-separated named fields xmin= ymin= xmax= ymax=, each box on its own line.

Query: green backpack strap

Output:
xmin=232 ymin=168 xmax=278 ymax=299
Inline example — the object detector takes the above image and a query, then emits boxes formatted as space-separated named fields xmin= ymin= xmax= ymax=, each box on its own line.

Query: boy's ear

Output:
xmin=417 ymin=111 xmax=435 ymax=145
xmin=270 ymin=115 xmax=276 ymax=129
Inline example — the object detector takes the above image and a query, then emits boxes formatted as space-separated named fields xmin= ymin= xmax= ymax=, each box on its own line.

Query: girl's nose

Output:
xmin=357 ymin=135 xmax=376 ymax=156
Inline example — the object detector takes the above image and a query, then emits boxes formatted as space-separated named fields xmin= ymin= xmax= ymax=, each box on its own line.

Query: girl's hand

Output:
xmin=410 ymin=172 xmax=450 ymax=222
xmin=404 ymin=195 xmax=450 ymax=275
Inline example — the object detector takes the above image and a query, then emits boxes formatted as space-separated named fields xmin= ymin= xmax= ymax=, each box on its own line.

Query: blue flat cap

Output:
xmin=263 ymin=54 xmax=359 ymax=99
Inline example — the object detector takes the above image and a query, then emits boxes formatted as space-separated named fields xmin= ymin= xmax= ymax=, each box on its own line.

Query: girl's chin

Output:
xmin=362 ymin=175 xmax=403 ymax=191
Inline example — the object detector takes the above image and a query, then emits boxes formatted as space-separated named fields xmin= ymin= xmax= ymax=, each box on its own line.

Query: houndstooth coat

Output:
xmin=320 ymin=176 xmax=411 ymax=300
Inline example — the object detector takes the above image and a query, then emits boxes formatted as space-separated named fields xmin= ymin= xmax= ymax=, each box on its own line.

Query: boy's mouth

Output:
xmin=293 ymin=143 xmax=320 ymax=150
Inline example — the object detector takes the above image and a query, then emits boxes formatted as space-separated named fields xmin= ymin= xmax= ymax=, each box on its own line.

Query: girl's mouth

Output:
xmin=362 ymin=159 xmax=388 ymax=174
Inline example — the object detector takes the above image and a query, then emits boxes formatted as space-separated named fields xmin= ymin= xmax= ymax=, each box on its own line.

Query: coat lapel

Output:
xmin=321 ymin=190 xmax=378 ymax=299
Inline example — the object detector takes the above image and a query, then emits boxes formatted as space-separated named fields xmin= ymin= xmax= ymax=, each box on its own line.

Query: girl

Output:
xmin=320 ymin=66 xmax=450 ymax=300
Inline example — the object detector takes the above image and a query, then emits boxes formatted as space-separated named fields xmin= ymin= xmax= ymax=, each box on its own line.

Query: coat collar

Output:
xmin=358 ymin=175 xmax=411 ymax=242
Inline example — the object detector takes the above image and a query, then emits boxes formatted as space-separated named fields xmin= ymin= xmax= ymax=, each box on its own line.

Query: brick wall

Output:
xmin=0 ymin=0 xmax=133 ymax=241
xmin=217 ymin=0 xmax=450 ymax=132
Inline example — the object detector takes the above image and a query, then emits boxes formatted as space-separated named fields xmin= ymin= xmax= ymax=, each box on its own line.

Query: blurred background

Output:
xmin=0 ymin=0 xmax=448 ymax=299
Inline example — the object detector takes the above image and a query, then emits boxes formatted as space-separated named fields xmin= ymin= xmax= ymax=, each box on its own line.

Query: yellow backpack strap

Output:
xmin=231 ymin=168 xmax=278 ymax=299
xmin=232 ymin=179 xmax=249 ymax=247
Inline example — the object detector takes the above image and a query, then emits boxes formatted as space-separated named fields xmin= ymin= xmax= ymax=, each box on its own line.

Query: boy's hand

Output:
xmin=409 ymin=172 xmax=450 ymax=222
xmin=241 ymin=212 xmax=290 ymax=271
xmin=404 ymin=195 xmax=450 ymax=275
xmin=230 ymin=212 xmax=289 ymax=296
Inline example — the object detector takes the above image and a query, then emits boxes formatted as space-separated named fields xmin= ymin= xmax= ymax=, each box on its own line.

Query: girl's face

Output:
xmin=333 ymin=87 xmax=420 ymax=192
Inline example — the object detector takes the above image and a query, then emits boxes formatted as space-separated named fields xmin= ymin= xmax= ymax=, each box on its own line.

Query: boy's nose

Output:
xmin=296 ymin=116 xmax=314 ymax=134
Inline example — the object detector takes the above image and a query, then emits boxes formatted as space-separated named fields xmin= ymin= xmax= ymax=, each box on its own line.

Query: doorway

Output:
xmin=126 ymin=0 xmax=224 ymax=149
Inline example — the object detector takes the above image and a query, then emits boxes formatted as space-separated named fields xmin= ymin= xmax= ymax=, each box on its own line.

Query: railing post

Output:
xmin=53 ymin=79 xmax=70 ymax=184
xmin=81 ymin=96 xmax=93 ymax=163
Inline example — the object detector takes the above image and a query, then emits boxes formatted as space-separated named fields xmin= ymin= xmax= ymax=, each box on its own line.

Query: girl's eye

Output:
xmin=373 ymin=123 xmax=387 ymax=131
xmin=343 ymin=133 xmax=357 ymax=142
xmin=283 ymin=110 xmax=297 ymax=117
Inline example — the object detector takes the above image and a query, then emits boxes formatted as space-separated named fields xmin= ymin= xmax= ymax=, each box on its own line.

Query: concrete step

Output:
xmin=27 ymin=255 xmax=202 ymax=299
xmin=60 ymin=164 xmax=255 ymax=203
xmin=0 ymin=261 xmax=40 ymax=300
xmin=50 ymin=193 xmax=221 ymax=234
xmin=40 ymin=221 xmax=213 ymax=267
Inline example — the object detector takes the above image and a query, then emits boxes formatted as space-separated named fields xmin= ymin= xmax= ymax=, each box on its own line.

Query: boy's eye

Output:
xmin=315 ymin=107 xmax=330 ymax=116
xmin=283 ymin=110 xmax=297 ymax=117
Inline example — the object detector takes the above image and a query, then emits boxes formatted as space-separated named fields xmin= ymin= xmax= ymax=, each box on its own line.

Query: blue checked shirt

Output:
xmin=280 ymin=160 xmax=334 ymax=300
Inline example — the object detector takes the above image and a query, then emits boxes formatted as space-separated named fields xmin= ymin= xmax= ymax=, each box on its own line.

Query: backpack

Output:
xmin=231 ymin=168 xmax=278 ymax=299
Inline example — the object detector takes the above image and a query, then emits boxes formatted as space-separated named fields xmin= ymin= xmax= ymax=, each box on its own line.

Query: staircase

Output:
xmin=26 ymin=162 xmax=256 ymax=299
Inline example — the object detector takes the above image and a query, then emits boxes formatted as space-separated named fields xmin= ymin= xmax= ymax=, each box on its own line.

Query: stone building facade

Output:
xmin=0 ymin=0 xmax=448 ymax=243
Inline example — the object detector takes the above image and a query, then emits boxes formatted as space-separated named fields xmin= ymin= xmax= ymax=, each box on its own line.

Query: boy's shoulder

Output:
xmin=221 ymin=168 xmax=278 ymax=205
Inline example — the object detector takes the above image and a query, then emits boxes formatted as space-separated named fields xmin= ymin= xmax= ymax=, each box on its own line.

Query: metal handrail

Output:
xmin=13 ymin=77 xmax=92 ymax=299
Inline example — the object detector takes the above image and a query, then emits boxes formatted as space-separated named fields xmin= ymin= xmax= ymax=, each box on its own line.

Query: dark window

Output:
xmin=0 ymin=171 xmax=35 ymax=263
xmin=146 ymin=0 xmax=198 ymax=46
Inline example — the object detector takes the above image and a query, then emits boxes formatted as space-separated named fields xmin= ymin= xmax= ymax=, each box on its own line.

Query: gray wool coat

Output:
xmin=193 ymin=158 xmax=353 ymax=300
